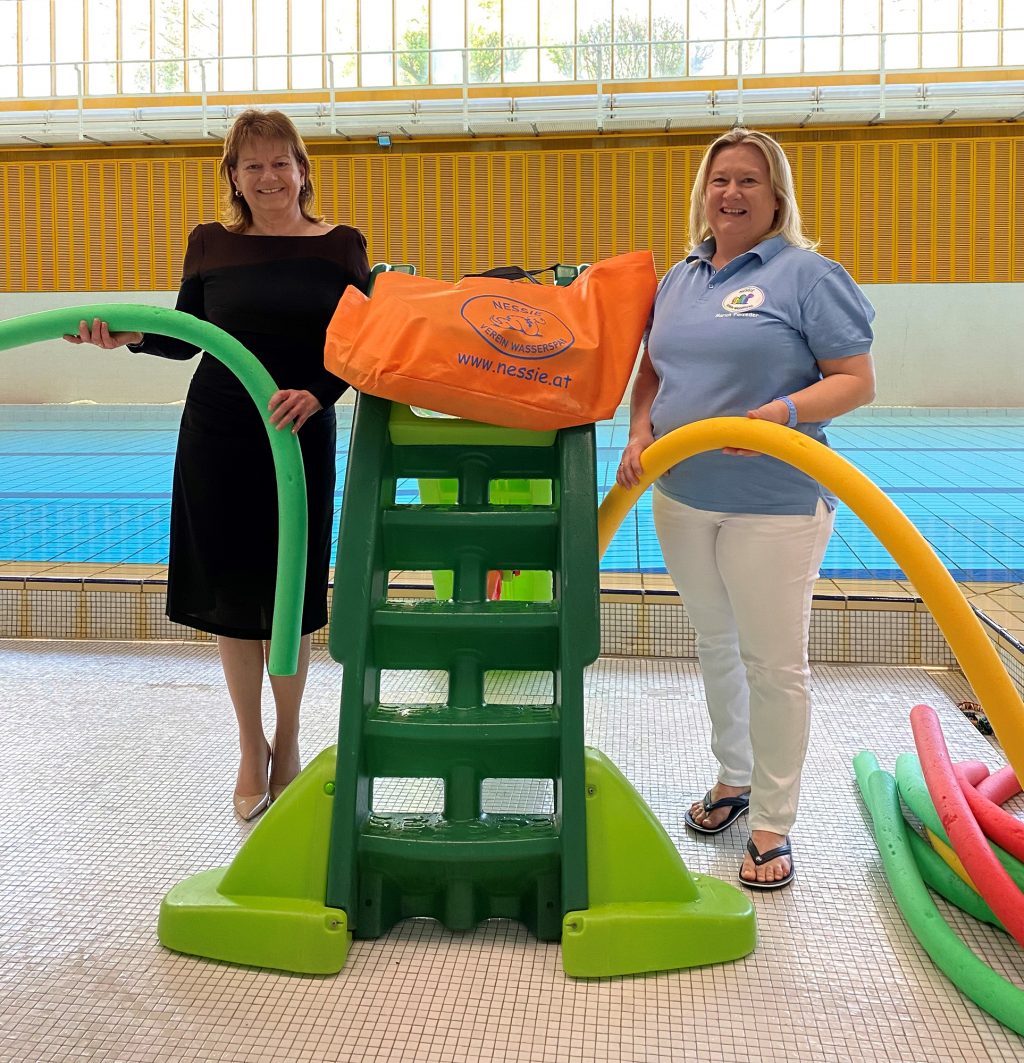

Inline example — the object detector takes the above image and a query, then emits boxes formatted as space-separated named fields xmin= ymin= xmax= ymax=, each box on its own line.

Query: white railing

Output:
xmin=2 ymin=32 xmax=1024 ymax=144
xmin=1 ymin=29 xmax=1023 ymax=101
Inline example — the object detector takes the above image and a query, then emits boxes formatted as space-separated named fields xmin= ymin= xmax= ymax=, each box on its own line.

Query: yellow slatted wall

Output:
xmin=1 ymin=132 xmax=1020 ymax=291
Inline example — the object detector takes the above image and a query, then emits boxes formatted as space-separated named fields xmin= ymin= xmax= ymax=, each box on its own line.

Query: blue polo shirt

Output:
xmin=648 ymin=235 xmax=874 ymax=515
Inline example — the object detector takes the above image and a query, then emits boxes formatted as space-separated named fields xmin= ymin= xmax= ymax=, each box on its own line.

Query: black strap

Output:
xmin=746 ymin=837 xmax=792 ymax=865
xmin=463 ymin=264 xmax=565 ymax=285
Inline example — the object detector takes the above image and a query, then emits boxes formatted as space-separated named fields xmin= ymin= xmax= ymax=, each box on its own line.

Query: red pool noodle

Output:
xmin=955 ymin=760 xmax=991 ymax=786
xmin=976 ymin=764 xmax=1022 ymax=806
xmin=954 ymin=762 xmax=1024 ymax=862
xmin=911 ymin=704 xmax=1024 ymax=947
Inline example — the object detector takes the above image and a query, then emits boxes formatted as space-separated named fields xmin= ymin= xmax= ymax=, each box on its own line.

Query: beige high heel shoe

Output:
xmin=232 ymin=790 xmax=270 ymax=821
xmin=233 ymin=743 xmax=271 ymax=821
xmin=268 ymin=742 xmax=300 ymax=802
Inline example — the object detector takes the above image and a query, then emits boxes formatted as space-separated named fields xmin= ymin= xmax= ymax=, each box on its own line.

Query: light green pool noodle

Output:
xmin=0 ymin=304 xmax=307 ymax=675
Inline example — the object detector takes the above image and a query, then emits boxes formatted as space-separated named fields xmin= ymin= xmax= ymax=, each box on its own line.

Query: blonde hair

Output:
xmin=219 ymin=109 xmax=323 ymax=232
xmin=688 ymin=127 xmax=815 ymax=251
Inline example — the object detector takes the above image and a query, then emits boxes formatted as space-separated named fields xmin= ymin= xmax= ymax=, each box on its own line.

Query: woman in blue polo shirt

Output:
xmin=616 ymin=128 xmax=876 ymax=891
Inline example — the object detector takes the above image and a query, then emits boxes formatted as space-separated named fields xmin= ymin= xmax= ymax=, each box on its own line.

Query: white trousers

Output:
xmin=652 ymin=490 xmax=835 ymax=835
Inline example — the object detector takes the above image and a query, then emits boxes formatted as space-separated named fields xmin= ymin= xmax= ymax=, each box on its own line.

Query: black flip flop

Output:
xmin=684 ymin=789 xmax=750 ymax=835
xmin=739 ymin=836 xmax=795 ymax=891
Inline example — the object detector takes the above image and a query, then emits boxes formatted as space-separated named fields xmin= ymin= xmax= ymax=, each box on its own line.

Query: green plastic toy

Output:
xmin=160 ymin=392 xmax=756 ymax=976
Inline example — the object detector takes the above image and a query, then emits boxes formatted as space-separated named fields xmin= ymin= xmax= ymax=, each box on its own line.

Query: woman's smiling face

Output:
xmin=230 ymin=138 xmax=305 ymax=217
xmin=704 ymin=142 xmax=780 ymax=254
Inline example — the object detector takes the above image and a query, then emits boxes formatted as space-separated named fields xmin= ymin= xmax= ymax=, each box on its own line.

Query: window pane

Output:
xmin=921 ymin=0 xmax=957 ymax=65
xmin=468 ymin=0 xmax=501 ymax=83
xmin=222 ymin=6 xmax=254 ymax=90
xmin=883 ymin=0 xmax=918 ymax=32
xmin=431 ymin=0 xmax=465 ymax=84
xmin=727 ymin=0 xmax=765 ymax=76
xmin=505 ymin=0 xmax=537 ymax=82
xmin=573 ymin=0 xmax=611 ymax=81
xmin=361 ymin=0 xmax=395 ymax=86
xmin=843 ymin=2 xmax=878 ymax=35
xmin=1006 ymin=0 xmax=1024 ymax=30
xmin=189 ymin=0 xmax=220 ymax=56
xmin=189 ymin=0 xmax=220 ymax=90
xmin=884 ymin=0 xmax=920 ymax=71
xmin=962 ymin=0 xmax=999 ymax=29
xmin=884 ymin=33 xmax=919 ymax=69
xmin=326 ymin=0 xmax=358 ymax=87
xmin=962 ymin=31 xmax=999 ymax=66
xmin=803 ymin=0 xmax=840 ymax=73
xmin=689 ymin=0 xmax=725 ymax=77
xmin=395 ymin=0 xmax=429 ymax=85
xmin=765 ymin=0 xmax=801 ymax=73
xmin=256 ymin=0 xmax=288 ymax=88
xmin=961 ymin=0 xmax=999 ymax=65
xmin=0 ymin=3 xmax=17 ymax=97
xmin=122 ymin=0 xmax=152 ymax=93
xmin=921 ymin=34 xmax=957 ymax=66
xmin=539 ymin=0 xmax=574 ymax=80
xmin=651 ymin=0 xmax=687 ymax=77
xmin=840 ymin=0 xmax=878 ymax=70
xmin=54 ymin=0 xmax=85 ymax=96
xmin=290 ymin=1 xmax=324 ymax=88
xmin=87 ymin=0 xmax=118 ymax=95
xmin=922 ymin=0 xmax=957 ymax=31
xmin=154 ymin=0 xmax=185 ymax=91
xmin=844 ymin=36 xmax=880 ymax=71
xmin=613 ymin=0 xmax=649 ymax=81
xmin=882 ymin=0 xmax=918 ymax=68
xmin=1005 ymin=29 xmax=1024 ymax=63
xmin=23 ymin=0 xmax=51 ymax=96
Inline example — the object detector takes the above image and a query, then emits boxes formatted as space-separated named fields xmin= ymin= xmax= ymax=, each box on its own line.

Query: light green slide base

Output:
xmin=562 ymin=748 xmax=757 ymax=978
xmin=159 ymin=747 xmax=350 ymax=975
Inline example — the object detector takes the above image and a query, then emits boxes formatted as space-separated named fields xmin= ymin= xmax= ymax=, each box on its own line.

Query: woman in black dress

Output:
xmin=65 ymin=110 xmax=370 ymax=820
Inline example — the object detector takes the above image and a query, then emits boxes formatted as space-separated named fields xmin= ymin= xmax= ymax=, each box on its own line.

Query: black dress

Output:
xmin=134 ymin=221 xmax=370 ymax=638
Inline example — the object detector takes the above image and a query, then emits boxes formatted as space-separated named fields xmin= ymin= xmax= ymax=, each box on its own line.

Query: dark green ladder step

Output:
xmin=382 ymin=507 xmax=557 ymax=568
xmin=372 ymin=602 xmax=559 ymax=670
xmin=360 ymin=812 xmax=560 ymax=854
xmin=357 ymin=811 xmax=563 ymax=938
xmin=364 ymin=703 xmax=560 ymax=777
xmin=390 ymin=444 xmax=559 ymax=481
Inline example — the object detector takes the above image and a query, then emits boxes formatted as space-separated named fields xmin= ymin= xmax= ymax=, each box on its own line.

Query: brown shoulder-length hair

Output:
xmin=219 ymin=109 xmax=323 ymax=232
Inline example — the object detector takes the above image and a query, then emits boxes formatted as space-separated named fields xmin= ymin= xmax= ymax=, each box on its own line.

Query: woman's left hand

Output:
xmin=268 ymin=389 xmax=322 ymax=434
xmin=722 ymin=400 xmax=789 ymax=457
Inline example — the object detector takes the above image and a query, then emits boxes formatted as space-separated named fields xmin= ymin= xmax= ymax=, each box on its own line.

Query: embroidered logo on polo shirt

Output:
xmin=721 ymin=286 xmax=765 ymax=313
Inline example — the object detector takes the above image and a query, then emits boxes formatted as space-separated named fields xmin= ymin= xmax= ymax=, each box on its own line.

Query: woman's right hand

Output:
xmin=62 ymin=318 xmax=143 ymax=349
xmin=616 ymin=433 xmax=653 ymax=489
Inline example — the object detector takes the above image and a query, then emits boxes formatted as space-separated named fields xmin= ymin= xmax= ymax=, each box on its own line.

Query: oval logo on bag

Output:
xmin=461 ymin=295 xmax=575 ymax=360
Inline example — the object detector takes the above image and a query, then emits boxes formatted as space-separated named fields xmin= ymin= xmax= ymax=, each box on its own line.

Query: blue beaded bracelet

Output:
xmin=775 ymin=395 xmax=798 ymax=428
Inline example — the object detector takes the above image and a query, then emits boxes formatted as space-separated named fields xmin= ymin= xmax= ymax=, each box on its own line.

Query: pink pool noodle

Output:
xmin=976 ymin=764 xmax=1022 ymax=806
xmin=954 ymin=761 xmax=1024 ymax=862
xmin=911 ymin=704 xmax=1024 ymax=947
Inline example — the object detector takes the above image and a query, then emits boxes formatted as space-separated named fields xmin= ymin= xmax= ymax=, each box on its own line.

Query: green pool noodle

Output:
xmin=895 ymin=752 xmax=1024 ymax=895
xmin=0 ymin=304 xmax=307 ymax=675
xmin=854 ymin=752 xmax=1003 ymax=930
xmin=854 ymin=753 xmax=1024 ymax=1036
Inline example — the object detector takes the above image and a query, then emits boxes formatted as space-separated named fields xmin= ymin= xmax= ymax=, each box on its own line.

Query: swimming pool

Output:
xmin=4 ymin=403 xmax=1024 ymax=581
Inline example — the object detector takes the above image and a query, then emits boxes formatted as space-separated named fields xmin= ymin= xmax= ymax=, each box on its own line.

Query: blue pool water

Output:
xmin=4 ymin=404 xmax=1024 ymax=581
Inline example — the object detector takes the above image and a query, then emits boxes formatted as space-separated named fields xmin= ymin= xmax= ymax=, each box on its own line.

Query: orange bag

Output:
xmin=324 ymin=250 xmax=657 ymax=431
